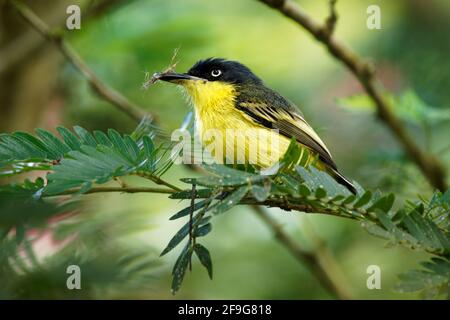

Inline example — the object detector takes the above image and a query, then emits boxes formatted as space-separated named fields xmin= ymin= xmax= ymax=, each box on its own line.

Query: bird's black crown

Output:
xmin=187 ymin=58 xmax=262 ymax=85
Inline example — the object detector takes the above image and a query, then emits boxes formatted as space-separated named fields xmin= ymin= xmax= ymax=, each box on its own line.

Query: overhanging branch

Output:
xmin=258 ymin=0 xmax=447 ymax=191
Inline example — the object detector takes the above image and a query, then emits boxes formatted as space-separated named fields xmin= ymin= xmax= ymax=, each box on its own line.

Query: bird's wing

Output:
xmin=236 ymin=85 xmax=337 ymax=170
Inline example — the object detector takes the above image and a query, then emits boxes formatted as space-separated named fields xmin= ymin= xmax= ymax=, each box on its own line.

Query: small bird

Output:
xmin=157 ymin=58 xmax=356 ymax=194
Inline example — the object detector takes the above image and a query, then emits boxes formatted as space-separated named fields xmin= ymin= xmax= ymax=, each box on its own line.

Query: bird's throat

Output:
xmin=182 ymin=80 xmax=237 ymax=116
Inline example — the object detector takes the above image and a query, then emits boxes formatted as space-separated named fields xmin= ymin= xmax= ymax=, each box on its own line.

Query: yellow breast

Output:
xmin=183 ymin=80 xmax=238 ymax=134
xmin=181 ymin=80 xmax=301 ymax=168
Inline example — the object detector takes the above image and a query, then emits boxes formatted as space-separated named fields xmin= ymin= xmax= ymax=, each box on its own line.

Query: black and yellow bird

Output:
xmin=157 ymin=58 xmax=356 ymax=194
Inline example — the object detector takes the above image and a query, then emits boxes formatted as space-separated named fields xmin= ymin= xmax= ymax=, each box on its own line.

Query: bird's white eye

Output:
xmin=211 ymin=69 xmax=222 ymax=77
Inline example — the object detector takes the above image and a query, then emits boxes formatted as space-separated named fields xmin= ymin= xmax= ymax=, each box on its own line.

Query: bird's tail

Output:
xmin=328 ymin=168 xmax=357 ymax=195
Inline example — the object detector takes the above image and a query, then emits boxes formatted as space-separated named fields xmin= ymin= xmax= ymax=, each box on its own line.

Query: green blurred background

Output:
xmin=1 ymin=0 xmax=449 ymax=299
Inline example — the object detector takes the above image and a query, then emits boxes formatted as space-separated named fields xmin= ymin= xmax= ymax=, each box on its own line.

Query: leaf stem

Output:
xmin=134 ymin=171 xmax=182 ymax=191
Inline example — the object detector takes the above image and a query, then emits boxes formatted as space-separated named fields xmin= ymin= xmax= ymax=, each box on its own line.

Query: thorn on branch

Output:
xmin=325 ymin=0 xmax=338 ymax=36
xmin=114 ymin=177 xmax=128 ymax=188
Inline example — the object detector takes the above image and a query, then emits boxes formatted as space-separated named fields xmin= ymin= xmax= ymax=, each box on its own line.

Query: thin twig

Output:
xmin=9 ymin=0 xmax=150 ymax=123
xmin=258 ymin=0 xmax=446 ymax=191
xmin=251 ymin=205 xmax=351 ymax=299
xmin=46 ymin=186 xmax=175 ymax=196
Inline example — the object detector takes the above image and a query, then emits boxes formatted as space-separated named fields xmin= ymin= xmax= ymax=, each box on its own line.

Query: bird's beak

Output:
xmin=157 ymin=72 xmax=205 ymax=83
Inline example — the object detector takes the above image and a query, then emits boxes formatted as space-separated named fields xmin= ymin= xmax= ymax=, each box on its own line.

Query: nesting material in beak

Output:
xmin=142 ymin=71 xmax=205 ymax=90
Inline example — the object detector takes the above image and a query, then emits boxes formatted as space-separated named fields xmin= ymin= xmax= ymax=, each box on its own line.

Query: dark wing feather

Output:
xmin=236 ymin=85 xmax=337 ymax=170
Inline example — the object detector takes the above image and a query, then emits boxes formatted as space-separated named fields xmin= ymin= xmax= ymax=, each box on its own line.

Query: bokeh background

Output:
xmin=1 ymin=0 xmax=449 ymax=299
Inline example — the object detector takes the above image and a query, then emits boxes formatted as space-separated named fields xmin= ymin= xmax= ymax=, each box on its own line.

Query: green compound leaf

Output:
xmin=0 ymin=124 xmax=165 ymax=194
xmin=160 ymin=215 xmax=211 ymax=256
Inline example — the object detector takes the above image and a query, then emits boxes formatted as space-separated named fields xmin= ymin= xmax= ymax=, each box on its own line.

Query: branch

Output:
xmin=8 ymin=0 xmax=150 ymax=123
xmin=252 ymin=205 xmax=352 ymax=299
xmin=47 ymin=184 xmax=358 ymax=221
xmin=258 ymin=0 xmax=447 ymax=191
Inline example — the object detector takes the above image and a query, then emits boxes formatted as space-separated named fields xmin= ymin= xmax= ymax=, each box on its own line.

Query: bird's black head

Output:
xmin=187 ymin=58 xmax=262 ymax=85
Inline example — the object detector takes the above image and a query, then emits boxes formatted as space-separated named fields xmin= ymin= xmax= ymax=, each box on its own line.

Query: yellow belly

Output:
xmin=196 ymin=108 xmax=292 ymax=168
